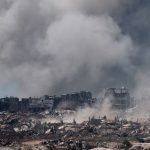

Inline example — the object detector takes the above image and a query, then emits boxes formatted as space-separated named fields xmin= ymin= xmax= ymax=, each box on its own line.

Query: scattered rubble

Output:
xmin=0 ymin=111 xmax=150 ymax=150
xmin=0 ymin=89 xmax=149 ymax=149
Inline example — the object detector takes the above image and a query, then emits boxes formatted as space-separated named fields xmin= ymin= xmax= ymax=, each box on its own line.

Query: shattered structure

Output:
xmin=0 ymin=113 xmax=150 ymax=150
xmin=0 ymin=91 xmax=95 ymax=113
xmin=54 ymin=91 xmax=94 ymax=110
xmin=28 ymin=95 xmax=54 ymax=112
xmin=103 ymin=87 xmax=134 ymax=110
xmin=0 ymin=89 xmax=149 ymax=150
xmin=0 ymin=97 xmax=19 ymax=112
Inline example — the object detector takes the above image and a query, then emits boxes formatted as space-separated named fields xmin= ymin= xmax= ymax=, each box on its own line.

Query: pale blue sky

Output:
xmin=0 ymin=82 xmax=17 ymax=98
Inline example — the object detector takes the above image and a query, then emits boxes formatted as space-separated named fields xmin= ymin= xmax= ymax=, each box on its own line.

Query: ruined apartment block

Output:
xmin=103 ymin=87 xmax=134 ymax=110
xmin=0 ymin=91 xmax=95 ymax=113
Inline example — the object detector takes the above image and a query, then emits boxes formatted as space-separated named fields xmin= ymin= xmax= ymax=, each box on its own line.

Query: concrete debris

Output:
xmin=0 ymin=89 xmax=149 ymax=149
xmin=0 ymin=111 xmax=150 ymax=150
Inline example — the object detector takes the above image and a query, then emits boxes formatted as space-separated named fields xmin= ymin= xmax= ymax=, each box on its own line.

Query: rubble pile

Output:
xmin=0 ymin=112 xmax=150 ymax=150
xmin=0 ymin=89 xmax=149 ymax=149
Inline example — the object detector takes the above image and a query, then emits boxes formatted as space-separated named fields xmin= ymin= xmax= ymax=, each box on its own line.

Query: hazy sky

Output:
xmin=0 ymin=0 xmax=150 ymax=98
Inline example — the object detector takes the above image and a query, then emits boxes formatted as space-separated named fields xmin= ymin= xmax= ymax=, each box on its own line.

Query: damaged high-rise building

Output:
xmin=53 ymin=91 xmax=95 ymax=110
xmin=103 ymin=87 xmax=134 ymax=110
xmin=0 ymin=91 xmax=95 ymax=112
xmin=0 ymin=97 xmax=19 ymax=112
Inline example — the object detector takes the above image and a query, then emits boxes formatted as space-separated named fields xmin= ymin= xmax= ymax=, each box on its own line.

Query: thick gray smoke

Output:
xmin=0 ymin=0 xmax=149 ymax=101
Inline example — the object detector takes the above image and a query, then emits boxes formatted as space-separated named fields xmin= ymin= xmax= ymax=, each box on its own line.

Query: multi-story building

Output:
xmin=103 ymin=87 xmax=132 ymax=110
xmin=56 ymin=91 xmax=93 ymax=110
xmin=28 ymin=95 xmax=54 ymax=112
xmin=0 ymin=97 xmax=19 ymax=112
xmin=0 ymin=91 xmax=95 ymax=112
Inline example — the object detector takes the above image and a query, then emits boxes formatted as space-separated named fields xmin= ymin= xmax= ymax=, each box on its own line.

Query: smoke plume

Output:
xmin=0 ymin=0 xmax=135 ymax=97
xmin=0 ymin=0 xmax=150 ymax=121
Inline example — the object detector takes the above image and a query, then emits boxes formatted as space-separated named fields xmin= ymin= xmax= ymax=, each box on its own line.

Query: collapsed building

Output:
xmin=0 ymin=112 xmax=150 ymax=150
xmin=0 ymin=97 xmax=19 ymax=112
xmin=103 ymin=87 xmax=134 ymax=110
xmin=0 ymin=96 xmax=54 ymax=113
xmin=0 ymin=88 xmax=134 ymax=113
xmin=0 ymin=89 xmax=149 ymax=150
xmin=53 ymin=91 xmax=95 ymax=110
xmin=28 ymin=95 xmax=54 ymax=112
xmin=0 ymin=91 xmax=95 ymax=112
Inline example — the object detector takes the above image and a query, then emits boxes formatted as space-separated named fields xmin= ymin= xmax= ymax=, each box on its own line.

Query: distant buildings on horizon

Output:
xmin=0 ymin=88 xmax=135 ymax=113
xmin=0 ymin=91 xmax=94 ymax=113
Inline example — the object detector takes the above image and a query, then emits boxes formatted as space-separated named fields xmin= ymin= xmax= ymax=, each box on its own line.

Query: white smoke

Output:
xmin=1 ymin=0 xmax=150 ymax=121
xmin=0 ymin=0 xmax=134 ymax=97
